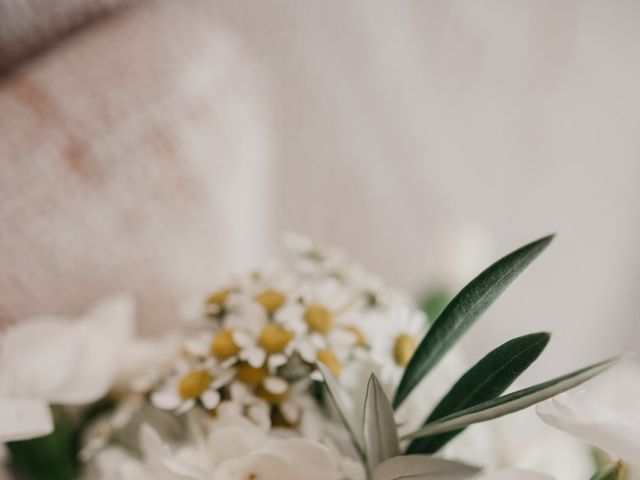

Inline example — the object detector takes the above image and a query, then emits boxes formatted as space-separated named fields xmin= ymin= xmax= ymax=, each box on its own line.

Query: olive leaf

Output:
xmin=403 ymin=356 xmax=620 ymax=440
xmin=394 ymin=235 xmax=554 ymax=409
xmin=407 ymin=332 xmax=550 ymax=453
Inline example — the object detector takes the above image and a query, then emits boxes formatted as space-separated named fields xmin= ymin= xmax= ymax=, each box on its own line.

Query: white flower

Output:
xmin=151 ymin=358 xmax=233 ymax=414
xmin=537 ymin=362 xmax=640 ymax=477
xmin=362 ymin=304 xmax=427 ymax=386
xmin=283 ymin=232 xmax=348 ymax=278
xmin=0 ymin=295 xmax=132 ymax=442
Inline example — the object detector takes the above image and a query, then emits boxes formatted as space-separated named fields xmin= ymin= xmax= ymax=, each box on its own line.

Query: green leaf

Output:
xmin=316 ymin=363 xmax=365 ymax=460
xmin=393 ymin=234 xmax=554 ymax=409
xmin=363 ymin=373 xmax=400 ymax=470
xmin=372 ymin=455 xmax=480 ymax=480
xmin=407 ymin=332 xmax=550 ymax=454
xmin=403 ymin=356 xmax=620 ymax=441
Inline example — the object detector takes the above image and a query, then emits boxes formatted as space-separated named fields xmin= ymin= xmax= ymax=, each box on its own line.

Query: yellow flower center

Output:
xmin=343 ymin=325 xmax=367 ymax=346
xmin=254 ymin=289 xmax=286 ymax=314
xmin=211 ymin=329 xmax=240 ymax=359
xmin=257 ymin=384 xmax=289 ymax=405
xmin=178 ymin=370 xmax=213 ymax=399
xmin=304 ymin=304 xmax=334 ymax=333
xmin=393 ymin=334 xmax=418 ymax=366
xmin=206 ymin=288 xmax=231 ymax=306
xmin=235 ymin=362 xmax=268 ymax=385
xmin=258 ymin=324 xmax=293 ymax=353
xmin=317 ymin=349 xmax=342 ymax=376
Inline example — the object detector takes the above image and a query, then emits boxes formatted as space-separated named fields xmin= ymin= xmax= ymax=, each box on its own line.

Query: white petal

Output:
xmin=83 ymin=294 xmax=136 ymax=344
xmin=0 ymin=318 xmax=81 ymax=397
xmin=309 ymin=333 xmax=326 ymax=349
xmin=232 ymin=331 xmax=254 ymax=348
xmin=268 ymin=354 xmax=288 ymax=370
xmin=537 ymin=391 xmax=640 ymax=462
xmin=212 ymin=369 xmax=236 ymax=389
xmin=183 ymin=336 xmax=211 ymax=357
xmin=258 ymin=438 xmax=341 ymax=480
xmin=279 ymin=400 xmax=300 ymax=424
xmin=201 ymin=390 xmax=221 ymax=410
xmin=139 ymin=423 xmax=172 ymax=462
xmin=209 ymin=425 xmax=265 ymax=462
xmin=214 ymin=452 xmax=297 ymax=480
xmin=247 ymin=401 xmax=271 ymax=431
xmin=0 ymin=396 xmax=53 ymax=442
xmin=242 ymin=348 xmax=267 ymax=368
xmin=47 ymin=323 xmax=117 ymax=404
xmin=150 ymin=390 xmax=182 ymax=410
xmin=295 ymin=340 xmax=317 ymax=363
xmin=175 ymin=398 xmax=196 ymax=415
xmin=263 ymin=376 xmax=288 ymax=394
xmin=163 ymin=456 xmax=211 ymax=480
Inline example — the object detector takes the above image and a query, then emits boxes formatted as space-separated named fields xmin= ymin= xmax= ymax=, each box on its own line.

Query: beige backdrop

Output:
xmin=0 ymin=1 xmax=638 ymax=381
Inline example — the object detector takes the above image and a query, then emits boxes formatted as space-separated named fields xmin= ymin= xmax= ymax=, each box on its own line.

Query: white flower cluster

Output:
xmin=149 ymin=233 xmax=426 ymax=432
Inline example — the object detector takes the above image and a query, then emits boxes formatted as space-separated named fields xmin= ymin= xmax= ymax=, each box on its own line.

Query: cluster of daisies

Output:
xmin=149 ymin=234 xmax=427 ymax=430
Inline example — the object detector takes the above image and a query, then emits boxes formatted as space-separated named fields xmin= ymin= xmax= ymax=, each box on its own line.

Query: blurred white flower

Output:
xmin=471 ymin=469 xmax=554 ymax=480
xmin=442 ymin=406 xmax=592 ymax=479
xmin=0 ymin=294 xmax=133 ymax=441
xmin=88 ymin=421 xmax=347 ymax=480
xmin=213 ymin=437 xmax=342 ymax=480
xmin=537 ymin=362 xmax=640 ymax=478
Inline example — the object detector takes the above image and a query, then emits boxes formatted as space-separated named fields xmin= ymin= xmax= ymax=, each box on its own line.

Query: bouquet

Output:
xmin=0 ymin=233 xmax=636 ymax=480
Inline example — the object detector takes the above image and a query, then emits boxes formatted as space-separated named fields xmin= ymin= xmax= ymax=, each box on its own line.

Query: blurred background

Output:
xmin=0 ymin=0 xmax=638 ymax=381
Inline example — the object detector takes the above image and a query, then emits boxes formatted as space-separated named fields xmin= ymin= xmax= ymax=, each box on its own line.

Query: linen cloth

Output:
xmin=0 ymin=1 xmax=274 ymax=332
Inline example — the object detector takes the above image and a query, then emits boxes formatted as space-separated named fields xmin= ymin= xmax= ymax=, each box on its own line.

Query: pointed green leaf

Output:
xmin=407 ymin=332 xmax=550 ymax=454
xmin=403 ymin=356 xmax=620 ymax=440
xmin=393 ymin=235 xmax=554 ymax=409
xmin=363 ymin=374 xmax=400 ymax=470
xmin=372 ymin=455 xmax=480 ymax=480
xmin=316 ymin=363 xmax=365 ymax=459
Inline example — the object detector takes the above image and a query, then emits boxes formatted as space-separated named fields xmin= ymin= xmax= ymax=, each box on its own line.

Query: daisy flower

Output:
xmin=150 ymin=358 xmax=233 ymax=415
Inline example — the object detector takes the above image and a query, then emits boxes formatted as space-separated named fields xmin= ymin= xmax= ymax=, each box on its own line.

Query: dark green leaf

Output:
xmin=403 ymin=356 xmax=620 ymax=440
xmin=393 ymin=235 xmax=554 ymax=409
xmin=407 ymin=332 xmax=550 ymax=454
